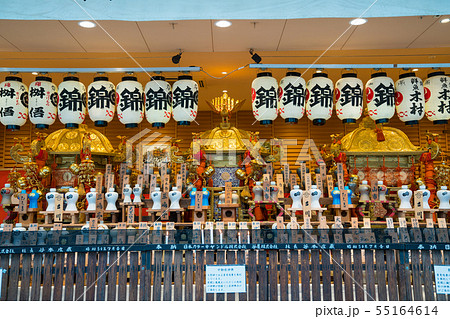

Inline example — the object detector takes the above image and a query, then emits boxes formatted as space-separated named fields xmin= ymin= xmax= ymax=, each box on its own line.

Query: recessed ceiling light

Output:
xmin=349 ymin=18 xmax=367 ymax=26
xmin=221 ymin=71 xmax=227 ymax=75
xmin=215 ymin=20 xmax=232 ymax=28
xmin=78 ymin=21 xmax=96 ymax=28
xmin=222 ymin=90 xmax=228 ymax=93
xmin=316 ymin=70 xmax=322 ymax=73
xmin=32 ymin=72 xmax=38 ymax=75
xmin=440 ymin=18 xmax=450 ymax=24
xmin=412 ymin=68 xmax=419 ymax=72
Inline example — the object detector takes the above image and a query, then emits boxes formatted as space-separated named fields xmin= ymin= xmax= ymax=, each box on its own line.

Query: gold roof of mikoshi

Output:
xmin=45 ymin=124 xmax=115 ymax=155
xmin=194 ymin=126 xmax=255 ymax=153
xmin=341 ymin=117 xmax=420 ymax=153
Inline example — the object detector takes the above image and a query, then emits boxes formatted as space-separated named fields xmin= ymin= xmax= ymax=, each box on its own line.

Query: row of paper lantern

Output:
xmin=252 ymin=70 xmax=450 ymax=126
xmin=0 ymin=74 xmax=199 ymax=130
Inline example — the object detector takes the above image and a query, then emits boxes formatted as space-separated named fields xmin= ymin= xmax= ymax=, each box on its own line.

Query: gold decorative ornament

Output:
xmin=38 ymin=166 xmax=52 ymax=178
xmin=45 ymin=124 xmax=115 ymax=156
xmin=235 ymin=168 xmax=247 ymax=181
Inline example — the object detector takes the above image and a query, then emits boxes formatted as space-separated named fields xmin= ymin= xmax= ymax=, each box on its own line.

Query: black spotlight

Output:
xmin=249 ymin=49 xmax=262 ymax=64
xmin=172 ymin=52 xmax=182 ymax=64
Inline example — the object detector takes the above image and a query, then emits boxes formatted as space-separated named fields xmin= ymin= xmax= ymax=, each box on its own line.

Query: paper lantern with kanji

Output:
xmin=58 ymin=76 xmax=86 ymax=129
xmin=395 ymin=72 xmax=424 ymax=126
xmin=424 ymin=71 xmax=450 ymax=124
xmin=172 ymin=75 xmax=198 ymax=126
xmin=335 ymin=73 xmax=363 ymax=124
xmin=29 ymin=76 xmax=57 ymax=129
xmin=145 ymin=76 xmax=172 ymax=128
xmin=116 ymin=75 xmax=144 ymax=128
xmin=278 ymin=71 xmax=305 ymax=123
xmin=87 ymin=76 xmax=115 ymax=127
xmin=0 ymin=76 xmax=28 ymax=131
xmin=365 ymin=72 xmax=395 ymax=124
xmin=305 ymin=73 xmax=333 ymax=126
xmin=251 ymin=72 xmax=278 ymax=125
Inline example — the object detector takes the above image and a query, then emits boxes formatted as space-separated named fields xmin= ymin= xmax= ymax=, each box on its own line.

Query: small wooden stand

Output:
xmin=331 ymin=204 xmax=355 ymax=222
xmin=169 ymin=208 xmax=184 ymax=223
xmin=189 ymin=206 xmax=210 ymax=223
xmin=18 ymin=208 xmax=38 ymax=226
xmin=104 ymin=210 xmax=120 ymax=223
xmin=40 ymin=210 xmax=54 ymax=224
xmin=218 ymin=203 xmax=239 ymax=222
xmin=80 ymin=210 xmax=96 ymax=223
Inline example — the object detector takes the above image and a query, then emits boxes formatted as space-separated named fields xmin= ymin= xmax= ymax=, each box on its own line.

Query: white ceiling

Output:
xmin=0 ymin=16 xmax=448 ymax=53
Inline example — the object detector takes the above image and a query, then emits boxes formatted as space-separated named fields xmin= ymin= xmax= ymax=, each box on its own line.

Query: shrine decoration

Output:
xmin=0 ymin=75 xmax=28 ymax=131
xmin=58 ymin=75 xmax=86 ymax=129
xmin=172 ymin=75 xmax=198 ymax=125
xmin=116 ymin=75 xmax=144 ymax=128
xmin=305 ymin=73 xmax=333 ymax=126
xmin=145 ymin=76 xmax=172 ymax=128
xmin=424 ymin=71 xmax=450 ymax=124
xmin=251 ymin=72 xmax=278 ymax=125
xmin=278 ymin=71 xmax=306 ymax=123
xmin=365 ymin=72 xmax=395 ymax=124
xmin=29 ymin=75 xmax=58 ymax=129
xmin=395 ymin=72 xmax=424 ymax=126
xmin=87 ymin=75 xmax=116 ymax=127
xmin=335 ymin=72 xmax=363 ymax=124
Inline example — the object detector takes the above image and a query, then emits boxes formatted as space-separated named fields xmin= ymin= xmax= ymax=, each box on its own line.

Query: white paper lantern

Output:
xmin=365 ymin=72 xmax=395 ymax=124
xmin=335 ymin=73 xmax=363 ymax=124
xmin=87 ymin=76 xmax=115 ymax=127
xmin=29 ymin=76 xmax=58 ymax=129
xmin=58 ymin=76 xmax=86 ymax=129
xmin=305 ymin=73 xmax=333 ymax=126
xmin=172 ymin=75 xmax=198 ymax=125
xmin=251 ymin=72 xmax=278 ymax=125
xmin=278 ymin=71 xmax=305 ymax=123
xmin=395 ymin=72 xmax=424 ymax=126
xmin=424 ymin=71 xmax=450 ymax=125
xmin=145 ymin=76 xmax=172 ymax=128
xmin=0 ymin=76 xmax=28 ymax=131
xmin=116 ymin=75 xmax=144 ymax=128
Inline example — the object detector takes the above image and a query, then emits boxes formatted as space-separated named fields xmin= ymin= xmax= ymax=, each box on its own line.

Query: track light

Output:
xmin=249 ymin=49 xmax=262 ymax=64
xmin=172 ymin=51 xmax=183 ymax=64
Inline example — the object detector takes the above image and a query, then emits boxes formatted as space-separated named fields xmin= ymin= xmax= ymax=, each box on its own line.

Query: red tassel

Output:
xmin=375 ymin=128 xmax=385 ymax=142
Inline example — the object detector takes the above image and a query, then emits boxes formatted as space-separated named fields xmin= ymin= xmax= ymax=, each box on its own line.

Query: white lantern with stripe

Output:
xmin=116 ymin=75 xmax=144 ymax=128
xmin=58 ymin=76 xmax=86 ymax=129
xmin=145 ymin=76 xmax=172 ymax=128
xmin=29 ymin=76 xmax=58 ymax=129
xmin=305 ymin=73 xmax=333 ymax=126
xmin=334 ymin=73 xmax=363 ymax=124
xmin=365 ymin=72 xmax=395 ymax=124
xmin=278 ymin=71 xmax=305 ymax=123
xmin=0 ymin=76 xmax=28 ymax=131
xmin=395 ymin=72 xmax=424 ymax=126
xmin=251 ymin=72 xmax=278 ymax=125
xmin=87 ymin=76 xmax=115 ymax=127
xmin=424 ymin=71 xmax=450 ymax=125
xmin=172 ymin=75 xmax=198 ymax=125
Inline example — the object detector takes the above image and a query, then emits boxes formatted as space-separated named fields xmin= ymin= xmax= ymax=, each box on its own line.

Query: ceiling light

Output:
xmin=440 ymin=18 xmax=450 ymax=24
xmin=78 ymin=21 xmax=96 ymax=28
xmin=249 ymin=49 xmax=262 ymax=64
xmin=215 ymin=20 xmax=232 ymax=28
xmin=171 ymin=52 xmax=182 ymax=64
xmin=32 ymin=72 xmax=38 ymax=75
xmin=221 ymin=71 xmax=227 ymax=75
xmin=222 ymin=90 xmax=228 ymax=93
xmin=412 ymin=68 xmax=419 ymax=72
xmin=316 ymin=69 xmax=322 ymax=73
xmin=349 ymin=18 xmax=367 ymax=26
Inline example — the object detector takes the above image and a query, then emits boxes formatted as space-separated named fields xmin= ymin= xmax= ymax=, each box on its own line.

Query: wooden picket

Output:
xmin=0 ymin=229 xmax=449 ymax=301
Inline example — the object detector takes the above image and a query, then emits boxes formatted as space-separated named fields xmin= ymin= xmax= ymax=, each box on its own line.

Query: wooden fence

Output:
xmin=0 ymin=227 xmax=449 ymax=301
